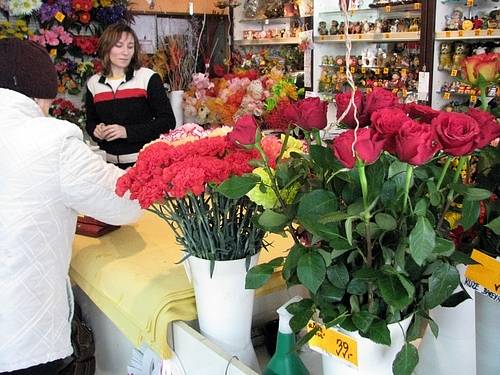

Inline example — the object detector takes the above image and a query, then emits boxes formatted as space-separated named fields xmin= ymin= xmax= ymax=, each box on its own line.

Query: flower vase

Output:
xmin=475 ymin=291 xmax=500 ymax=374
xmin=321 ymin=316 xmax=412 ymax=375
xmin=167 ymin=90 xmax=184 ymax=129
xmin=184 ymin=253 xmax=260 ymax=372
xmin=415 ymin=265 xmax=476 ymax=375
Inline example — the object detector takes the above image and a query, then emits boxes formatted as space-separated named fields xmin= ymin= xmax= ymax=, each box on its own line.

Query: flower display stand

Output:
xmin=320 ymin=316 xmax=412 ymax=375
xmin=185 ymin=254 xmax=261 ymax=373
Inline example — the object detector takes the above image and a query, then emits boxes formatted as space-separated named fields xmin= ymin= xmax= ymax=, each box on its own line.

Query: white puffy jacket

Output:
xmin=0 ymin=89 xmax=142 ymax=372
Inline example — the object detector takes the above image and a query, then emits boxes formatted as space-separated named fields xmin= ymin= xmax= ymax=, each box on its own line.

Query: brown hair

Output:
xmin=98 ymin=23 xmax=141 ymax=77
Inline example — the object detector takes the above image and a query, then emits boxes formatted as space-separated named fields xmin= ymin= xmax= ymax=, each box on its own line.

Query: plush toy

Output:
xmin=451 ymin=42 xmax=468 ymax=71
xmin=438 ymin=42 xmax=453 ymax=71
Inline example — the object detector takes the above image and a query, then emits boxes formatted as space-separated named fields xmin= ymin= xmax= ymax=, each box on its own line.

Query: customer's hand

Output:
xmin=93 ymin=123 xmax=106 ymax=140
xmin=102 ymin=124 xmax=127 ymax=141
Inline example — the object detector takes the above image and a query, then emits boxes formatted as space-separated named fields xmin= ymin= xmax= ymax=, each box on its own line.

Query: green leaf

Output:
xmin=216 ymin=174 xmax=260 ymax=199
xmin=283 ymin=245 xmax=303 ymax=280
xmin=319 ymin=283 xmax=345 ymax=303
xmin=377 ymin=273 xmax=412 ymax=310
xmin=258 ymin=210 xmax=289 ymax=231
xmin=347 ymin=278 xmax=368 ymax=295
xmin=297 ymin=190 xmax=339 ymax=240
xmin=381 ymin=180 xmax=397 ymax=206
xmin=393 ymin=343 xmax=419 ymax=375
xmin=245 ymin=259 xmax=281 ymax=289
xmin=441 ymin=290 xmax=471 ymax=308
xmin=353 ymin=311 xmax=376 ymax=333
xmin=464 ymin=187 xmax=492 ymax=201
xmin=353 ymin=268 xmax=380 ymax=281
xmin=406 ymin=314 xmax=424 ymax=342
xmin=297 ymin=252 xmax=326 ymax=294
xmin=286 ymin=298 xmax=314 ymax=315
xmin=433 ymin=237 xmax=455 ymax=257
xmin=396 ymin=273 xmax=415 ymax=300
xmin=289 ymin=308 xmax=314 ymax=333
xmin=310 ymin=144 xmax=337 ymax=170
xmin=409 ymin=216 xmax=436 ymax=265
xmin=424 ymin=262 xmax=460 ymax=309
xmin=327 ymin=263 xmax=350 ymax=289
xmin=375 ymin=213 xmax=397 ymax=231
xmin=461 ymin=199 xmax=480 ymax=231
xmin=345 ymin=217 xmax=354 ymax=245
xmin=366 ymin=320 xmax=391 ymax=346
xmin=355 ymin=222 xmax=381 ymax=237
xmin=414 ymin=199 xmax=428 ymax=217
xmin=319 ymin=211 xmax=352 ymax=224
xmin=485 ymin=216 xmax=500 ymax=235
xmin=389 ymin=160 xmax=408 ymax=179
xmin=328 ymin=236 xmax=354 ymax=251
xmin=318 ymin=249 xmax=333 ymax=267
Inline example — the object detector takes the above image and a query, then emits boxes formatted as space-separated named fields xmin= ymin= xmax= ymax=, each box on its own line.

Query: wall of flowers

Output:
xmin=0 ymin=0 xmax=132 ymax=128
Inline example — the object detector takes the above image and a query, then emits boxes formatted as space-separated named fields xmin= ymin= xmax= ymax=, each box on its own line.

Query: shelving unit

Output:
xmin=234 ymin=38 xmax=300 ymax=46
xmin=313 ymin=0 xmax=424 ymax=103
xmin=430 ymin=0 xmax=500 ymax=110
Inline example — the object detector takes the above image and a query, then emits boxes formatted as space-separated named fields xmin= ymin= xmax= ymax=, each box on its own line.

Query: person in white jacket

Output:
xmin=0 ymin=39 xmax=142 ymax=374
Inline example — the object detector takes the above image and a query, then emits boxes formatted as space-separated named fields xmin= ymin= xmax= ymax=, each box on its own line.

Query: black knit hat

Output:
xmin=0 ymin=38 xmax=58 ymax=99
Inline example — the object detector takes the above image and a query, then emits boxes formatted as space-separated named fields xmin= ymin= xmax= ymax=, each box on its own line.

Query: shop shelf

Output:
xmin=234 ymin=38 xmax=300 ymax=46
xmin=314 ymin=31 xmax=420 ymax=43
xmin=435 ymin=29 xmax=500 ymax=41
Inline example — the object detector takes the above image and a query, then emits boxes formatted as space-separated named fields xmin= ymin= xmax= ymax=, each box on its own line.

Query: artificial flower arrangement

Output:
xmin=49 ymin=98 xmax=86 ymax=129
xmin=182 ymin=67 xmax=302 ymax=127
xmin=211 ymin=88 xmax=500 ymax=374
xmin=0 ymin=19 xmax=33 ymax=40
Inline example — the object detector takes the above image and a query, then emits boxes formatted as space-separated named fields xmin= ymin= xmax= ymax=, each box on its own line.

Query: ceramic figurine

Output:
xmin=329 ymin=20 xmax=339 ymax=35
xmin=438 ymin=42 xmax=453 ymax=71
xmin=318 ymin=21 xmax=328 ymax=35
xmin=462 ymin=18 xmax=473 ymax=31
xmin=451 ymin=42 xmax=467 ymax=71
xmin=339 ymin=22 xmax=345 ymax=34
xmin=446 ymin=8 xmax=463 ymax=30
xmin=375 ymin=19 xmax=383 ymax=34
xmin=472 ymin=16 xmax=483 ymax=30
xmin=409 ymin=18 xmax=420 ymax=32
xmin=362 ymin=20 xmax=370 ymax=34
xmin=367 ymin=49 xmax=376 ymax=67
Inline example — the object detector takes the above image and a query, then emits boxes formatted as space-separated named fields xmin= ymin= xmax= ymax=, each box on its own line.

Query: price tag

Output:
xmin=401 ymin=69 xmax=407 ymax=75
xmin=443 ymin=92 xmax=451 ymax=99
xmin=375 ymin=68 xmax=381 ymax=75
xmin=466 ymin=0 xmax=474 ymax=6
xmin=487 ymin=29 xmax=494 ymax=36
xmin=49 ymin=48 xmax=57 ymax=58
xmin=470 ymin=95 xmax=477 ymax=103
xmin=384 ymin=33 xmax=390 ymax=38
xmin=358 ymin=34 xmax=363 ymax=39
xmin=392 ymin=88 xmax=399 ymax=94
xmin=361 ymin=67 xmax=367 ymax=73
xmin=350 ymin=67 xmax=356 ymax=73
xmin=339 ymin=66 xmax=345 ymax=73
xmin=451 ymin=69 xmax=458 ymax=77
xmin=54 ymin=11 xmax=65 ymax=23
xmin=458 ymin=30 xmax=464 ymax=37
xmin=320 ymin=35 xmax=325 ymax=41
xmin=475 ymin=29 xmax=481 ymax=36
xmin=385 ymin=5 xmax=391 ymax=13
xmin=414 ymin=2 xmax=421 ymax=10
xmin=307 ymin=321 xmax=358 ymax=367
xmin=383 ymin=67 xmax=389 ymax=74
xmin=445 ymin=31 xmax=451 ymax=38
xmin=465 ymin=250 xmax=500 ymax=301
xmin=338 ymin=34 xmax=344 ymax=40
xmin=403 ymin=89 xmax=408 ymax=97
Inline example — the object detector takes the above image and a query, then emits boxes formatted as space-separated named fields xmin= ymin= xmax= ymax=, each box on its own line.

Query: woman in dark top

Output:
xmin=86 ymin=23 xmax=175 ymax=169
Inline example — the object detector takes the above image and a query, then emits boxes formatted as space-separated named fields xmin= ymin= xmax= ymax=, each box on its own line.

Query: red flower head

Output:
xmin=371 ymin=107 xmax=409 ymax=154
xmin=296 ymin=97 xmax=328 ymax=131
xmin=335 ymin=89 xmax=369 ymax=128
xmin=228 ymin=115 xmax=258 ymax=146
xmin=79 ymin=11 xmax=91 ymax=24
xmin=332 ymin=128 xmax=384 ymax=169
xmin=433 ymin=112 xmax=481 ymax=156
xmin=364 ymin=88 xmax=400 ymax=117
xmin=466 ymin=108 xmax=500 ymax=149
xmin=404 ymin=102 xmax=440 ymax=123
xmin=395 ymin=120 xmax=441 ymax=166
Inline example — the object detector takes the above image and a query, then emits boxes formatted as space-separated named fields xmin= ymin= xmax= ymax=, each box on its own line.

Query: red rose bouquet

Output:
xmin=217 ymin=89 xmax=500 ymax=375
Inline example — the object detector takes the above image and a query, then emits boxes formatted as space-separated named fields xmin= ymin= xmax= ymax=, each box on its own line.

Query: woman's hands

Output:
xmin=93 ymin=123 xmax=127 ymax=141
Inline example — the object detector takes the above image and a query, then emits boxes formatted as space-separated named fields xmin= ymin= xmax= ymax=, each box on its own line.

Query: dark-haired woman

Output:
xmin=85 ymin=23 xmax=175 ymax=169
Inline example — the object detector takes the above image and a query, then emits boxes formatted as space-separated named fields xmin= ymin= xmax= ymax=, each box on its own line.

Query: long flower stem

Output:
xmin=479 ymin=85 xmax=488 ymax=111
xmin=402 ymin=164 xmax=414 ymax=215
xmin=436 ymin=157 xmax=452 ymax=191
xmin=357 ymin=161 xmax=369 ymax=210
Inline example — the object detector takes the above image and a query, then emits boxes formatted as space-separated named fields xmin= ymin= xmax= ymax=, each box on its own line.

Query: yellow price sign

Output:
xmin=375 ymin=68 xmax=381 ymax=75
xmin=465 ymin=250 xmax=500 ymax=298
xmin=383 ymin=67 xmax=389 ymax=74
xmin=49 ymin=48 xmax=57 ymax=58
xmin=443 ymin=92 xmax=451 ymax=100
xmin=339 ymin=67 xmax=345 ymax=73
xmin=466 ymin=0 xmax=474 ymax=6
xmin=402 ymin=89 xmax=408 ymax=97
xmin=320 ymin=35 xmax=325 ymax=41
xmin=358 ymin=34 xmax=363 ymax=39
xmin=487 ymin=29 xmax=494 ymax=36
xmin=54 ymin=11 xmax=65 ymax=23
xmin=385 ymin=5 xmax=391 ymax=13
xmin=392 ymin=88 xmax=399 ymax=94
xmin=470 ymin=95 xmax=478 ymax=103
xmin=350 ymin=67 xmax=356 ymax=73
xmin=458 ymin=30 xmax=464 ymax=37
xmin=307 ymin=321 xmax=358 ymax=367
xmin=401 ymin=69 xmax=407 ymax=75
xmin=338 ymin=34 xmax=344 ymax=40
xmin=384 ymin=33 xmax=390 ymax=38
xmin=451 ymin=69 xmax=458 ymax=77
xmin=445 ymin=31 xmax=451 ymax=38
xmin=475 ymin=29 xmax=481 ymax=36
xmin=414 ymin=2 xmax=421 ymax=10
xmin=361 ymin=67 xmax=367 ymax=74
